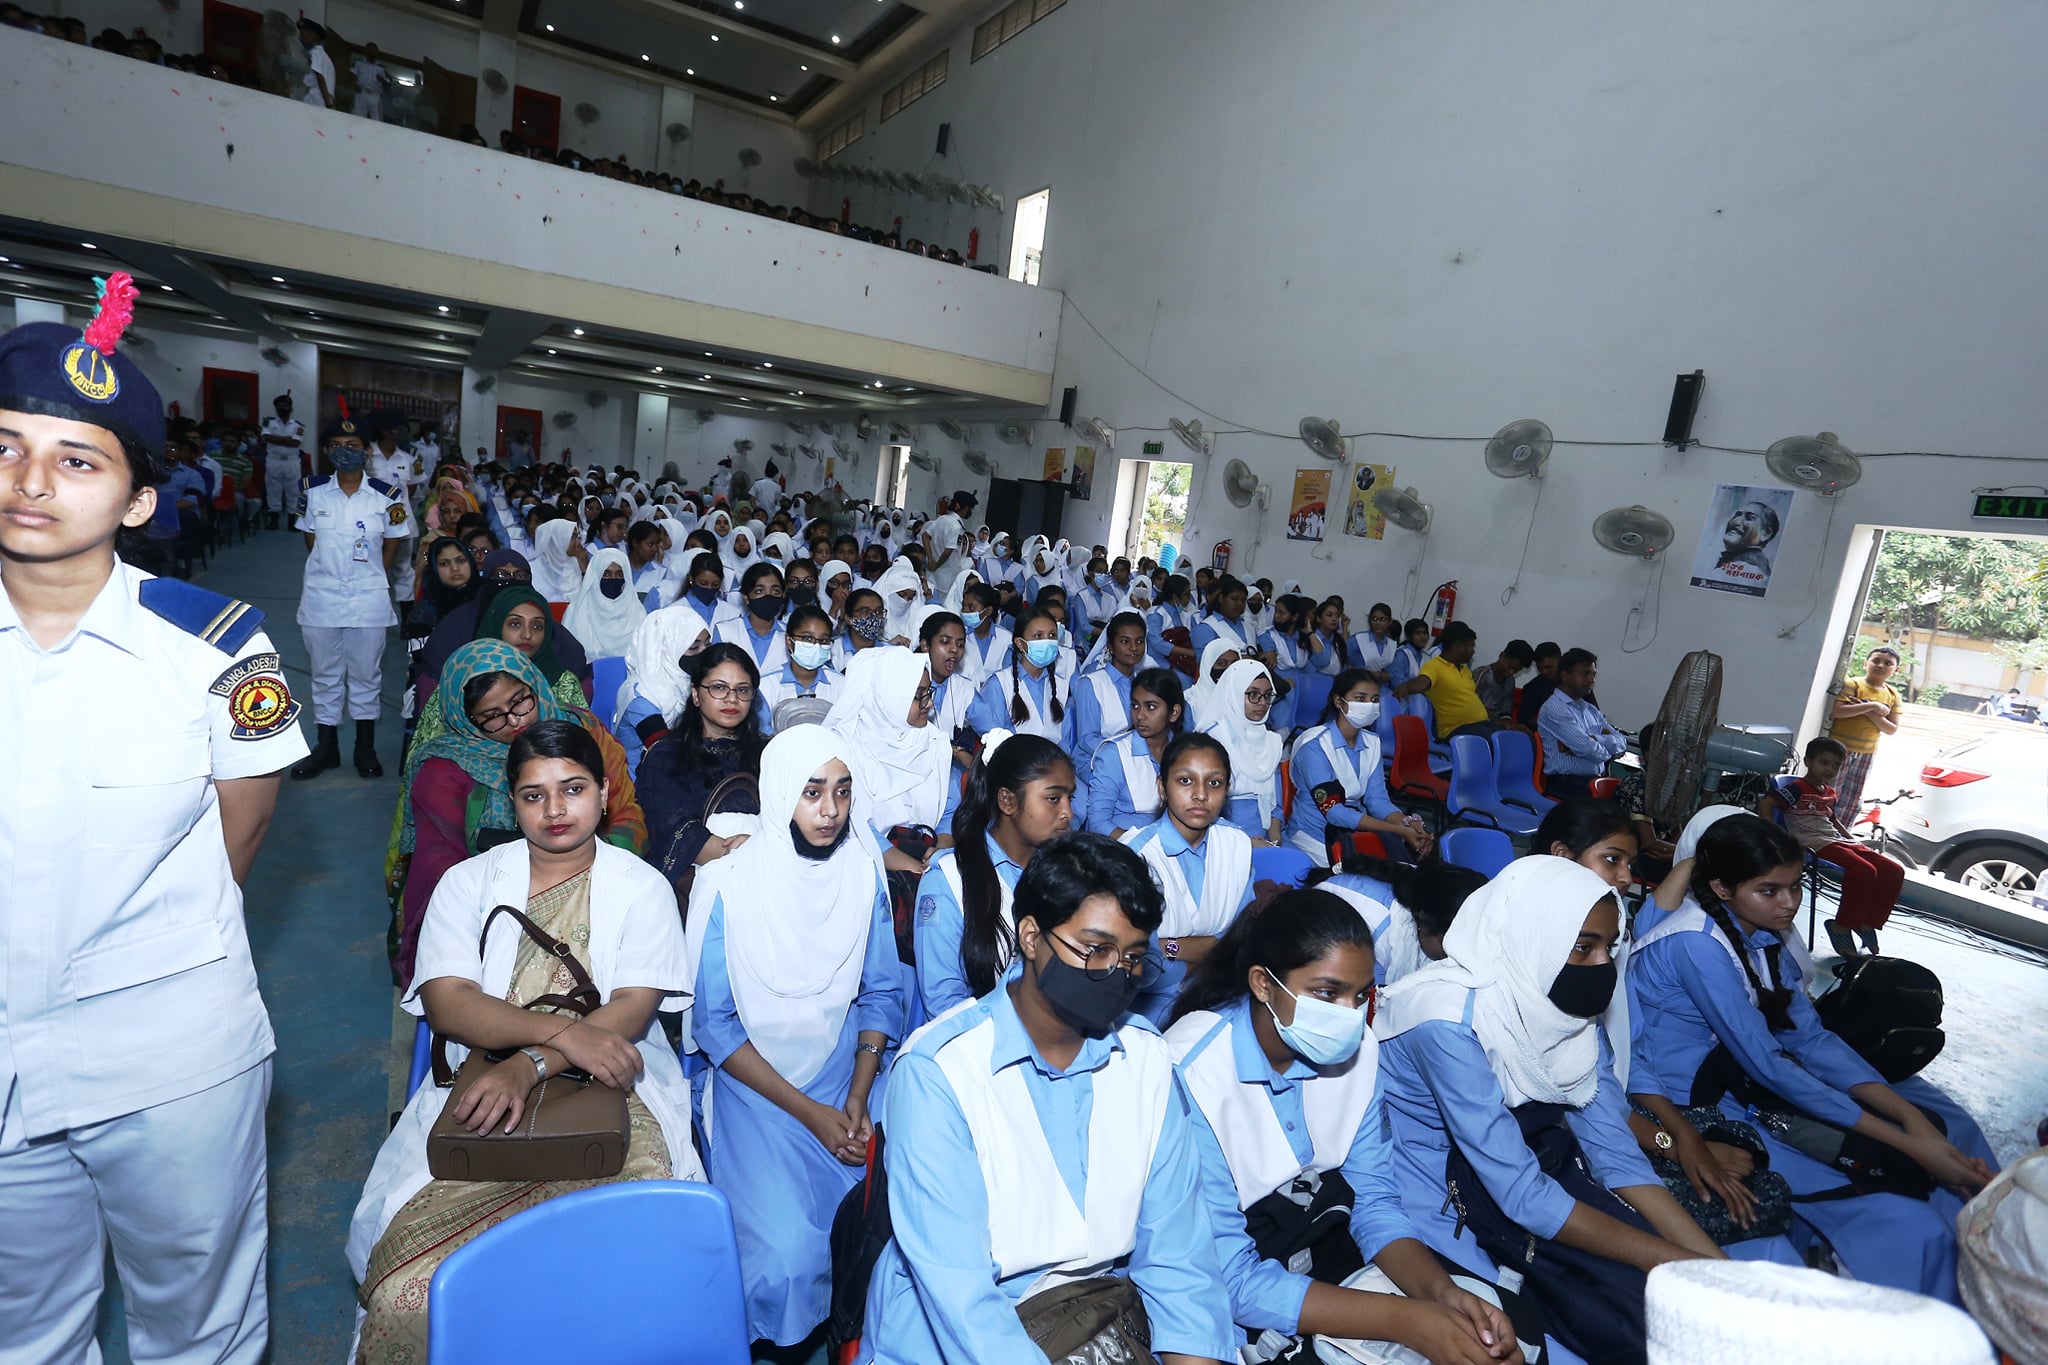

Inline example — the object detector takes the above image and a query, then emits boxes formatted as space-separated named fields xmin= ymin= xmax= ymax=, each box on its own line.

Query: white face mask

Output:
xmin=1345 ymin=700 xmax=1380 ymax=729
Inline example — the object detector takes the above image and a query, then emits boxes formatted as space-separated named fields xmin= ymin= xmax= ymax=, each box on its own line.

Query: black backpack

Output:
xmin=1815 ymin=955 xmax=1945 ymax=1082
xmin=825 ymin=1128 xmax=892 ymax=1363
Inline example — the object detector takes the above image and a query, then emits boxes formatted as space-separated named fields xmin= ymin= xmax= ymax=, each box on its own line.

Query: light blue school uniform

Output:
xmin=1285 ymin=722 xmax=1399 ymax=857
xmin=1069 ymin=664 xmax=1135 ymax=776
xmin=912 ymin=837 xmax=1025 ymax=1020
xmin=967 ymin=666 xmax=1074 ymax=751
xmin=1123 ymin=817 xmax=1257 ymax=1023
xmin=693 ymin=885 xmax=904 ymax=1346
xmin=1627 ymin=914 xmax=1991 ymax=1301
xmin=610 ymin=691 xmax=664 ymax=778
xmin=1323 ymin=871 xmax=1401 ymax=987
xmin=718 ymin=610 xmax=788 ymax=676
xmin=858 ymin=981 xmax=1235 ymax=1365
xmin=1147 ymin=603 xmax=1191 ymax=678
xmin=1174 ymin=999 xmax=1418 ymax=1343
xmin=1191 ymin=613 xmax=1257 ymax=669
xmin=1196 ymin=720 xmax=1280 ymax=841
xmin=960 ymin=623 xmax=1012 ymax=682
xmin=631 ymin=560 xmax=669 ymax=612
xmin=1088 ymin=733 xmax=1162 ymax=836
xmin=864 ymin=768 xmax=963 ymax=847
xmin=1351 ymin=629 xmax=1401 ymax=680
xmin=1261 ymin=627 xmax=1328 ymax=730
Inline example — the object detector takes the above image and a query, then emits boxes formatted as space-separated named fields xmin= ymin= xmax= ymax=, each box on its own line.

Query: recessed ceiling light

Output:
xmin=686 ymin=67 xmax=695 ymax=75
xmin=641 ymin=53 xmax=651 ymax=60
xmin=800 ymin=64 xmax=809 ymax=71
xmin=0 ymin=256 xmax=10 ymax=263
xmin=80 ymin=242 xmax=96 ymax=250
xmin=830 ymin=34 xmax=841 ymax=44
xmin=710 ymin=34 xmax=719 ymax=42
xmin=873 ymin=381 xmax=884 ymax=388
xmin=702 ymin=374 xmax=712 ymax=380
xmin=307 ymin=310 xmax=318 ymax=317
xmin=271 ymin=275 xmax=285 ymax=283
xmin=793 ymin=390 xmax=803 ymax=396
xmin=572 ymin=327 xmax=584 ymax=336
xmin=547 ymin=348 xmax=557 ymax=354
xmin=768 ymin=94 xmax=778 ymax=102
xmin=652 ymin=365 xmax=663 ymax=373
xmin=544 ymin=22 xmax=554 ymax=31
xmin=160 ymin=284 xmax=173 ymax=292
xmin=704 ymin=351 xmax=714 ymax=357
xmin=733 ymin=1 xmax=743 ymax=8
xmin=437 ymin=304 xmax=450 ymax=313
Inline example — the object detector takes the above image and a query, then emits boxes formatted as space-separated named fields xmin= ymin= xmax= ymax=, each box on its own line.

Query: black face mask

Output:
xmin=747 ymin=593 xmax=787 ymax=622
xmin=790 ymin=817 xmax=851 ymax=862
xmin=787 ymin=582 xmax=818 ymax=607
xmin=1032 ymin=947 xmax=1138 ymax=1038
xmin=599 ymin=577 xmax=626 ymax=600
xmin=1547 ymin=961 xmax=1617 ymax=1018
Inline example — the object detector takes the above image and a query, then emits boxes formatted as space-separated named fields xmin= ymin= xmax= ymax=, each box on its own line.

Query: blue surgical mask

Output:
xmin=792 ymin=640 xmax=831 ymax=671
xmin=1024 ymin=638 xmax=1060 ymax=669
xmin=1263 ymin=971 xmax=1367 ymax=1066
xmin=1093 ymin=573 xmax=1113 ymax=592
xmin=962 ymin=611 xmax=984 ymax=631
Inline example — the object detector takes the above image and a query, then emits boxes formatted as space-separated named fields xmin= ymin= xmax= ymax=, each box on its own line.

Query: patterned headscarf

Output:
xmin=399 ymin=640 xmax=565 ymax=851
xmin=475 ymin=584 xmax=570 ymax=689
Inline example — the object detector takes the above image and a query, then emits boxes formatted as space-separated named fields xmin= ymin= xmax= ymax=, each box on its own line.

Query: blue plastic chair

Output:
xmin=405 ymin=1017 xmax=432 ymax=1100
xmin=589 ymin=654 xmax=630 ymax=724
xmin=429 ymin=1181 xmax=750 ymax=1365
xmin=1251 ymin=844 xmax=1315 ymax=888
xmin=1291 ymin=672 xmax=1335 ymax=732
xmin=1441 ymin=826 xmax=1516 ymax=879
xmin=1491 ymin=729 xmax=1559 ymax=817
xmin=1446 ymin=735 xmax=1541 ymax=834
xmin=1410 ymin=694 xmax=1452 ymax=770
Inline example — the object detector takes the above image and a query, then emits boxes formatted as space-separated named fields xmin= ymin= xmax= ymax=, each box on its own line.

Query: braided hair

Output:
xmin=1009 ymin=607 xmax=1065 ymax=727
xmin=1689 ymin=814 xmax=1803 ymax=1031
xmin=953 ymin=735 xmax=1075 ymax=996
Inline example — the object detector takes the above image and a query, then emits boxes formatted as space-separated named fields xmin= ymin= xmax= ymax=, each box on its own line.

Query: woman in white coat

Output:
xmin=348 ymin=720 xmax=700 ymax=1362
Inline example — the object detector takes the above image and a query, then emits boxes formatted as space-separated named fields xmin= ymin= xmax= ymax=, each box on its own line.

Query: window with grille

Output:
xmin=972 ymin=0 xmax=1065 ymax=62
xmin=817 ymin=111 xmax=865 ymax=162
xmin=881 ymin=50 xmax=949 ymax=122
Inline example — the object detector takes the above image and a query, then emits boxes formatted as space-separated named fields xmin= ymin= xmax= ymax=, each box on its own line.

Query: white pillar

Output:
xmin=657 ymin=86 xmax=697 ymax=179
xmin=633 ymin=393 xmax=670 ymax=477
xmin=475 ymin=31 xmax=518 ymax=141
xmin=461 ymin=368 xmax=500 ymax=464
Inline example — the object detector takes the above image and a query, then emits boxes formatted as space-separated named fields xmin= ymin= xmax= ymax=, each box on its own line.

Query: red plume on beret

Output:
xmin=337 ymin=393 xmax=353 ymax=422
xmin=81 ymin=273 xmax=139 ymax=356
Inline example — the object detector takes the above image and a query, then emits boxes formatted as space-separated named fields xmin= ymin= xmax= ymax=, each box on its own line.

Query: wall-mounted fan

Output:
xmin=799 ymin=444 xmax=824 ymax=460
xmin=1299 ymin=417 xmax=1348 ymax=462
xmin=887 ymin=420 xmax=916 ymax=442
xmin=260 ymin=345 xmax=290 ymax=368
xmin=855 ymin=416 xmax=875 ymax=440
xmin=771 ymin=443 xmax=795 ymax=459
xmin=732 ymin=438 xmax=754 ymax=455
xmin=786 ymin=421 xmax=812 ymax=435
xmin=665 ymin=121 xmax=691 ymax=144
xmin=738 ymin=148 xmax=762 ymax=168
xmin=481 ymin=68 xmax=508 ymax=96
xmin=585 ymin=389 xmax=610 ymax=409
xmin=551 ymin=410 xmax=577 ymax=429
xmin=1073 ymin=416 xmax=1115 ymax=449
xmin=1371 ymin=486 xmax=1432 ymax=534
xmin=962 ymin=449 xmax=993 ymax=475
xmin=997 ymin=420 xmax=1033 ymax=446
xmin=1766 ymin=431 xmax=1861 ymax=495
xmin=910 ymin=449 xmax=940 ymax=473
xmin=471 ymin=374 xmax=498 ymax=394
xmin=1592 ymin=505 xmax=1676 ymax=559
xmin=939 ymin=419 xmax=974 ymax=442
xmin=1170 ymin=418 xmax=1212 ymax=456
xmin=1221 ymin=458 xmax=1262 ymax=508
xmin=573 ymin=102 xmax=602 ymax=126
xmin=834 ymin=439 xmax=862 ymax=466
xmin=695 ymin=409 xmax=716 ymax=425
xmin=1485 ymin=419 xmax=1551 ymax=479
xmin=793 ymin=156 xmax=820 ymax=179
xmin=817 ymin=420 xmax=838 ymax=436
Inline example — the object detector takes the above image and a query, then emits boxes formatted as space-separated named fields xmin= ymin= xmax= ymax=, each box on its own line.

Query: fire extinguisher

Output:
xmin=1427 ymin=580 xmax=1458 ymax=640
xmin=967 ymin=227 xmax=980 ymax=262
xmin=1211 ymin=540 xmax=1232 ymax=572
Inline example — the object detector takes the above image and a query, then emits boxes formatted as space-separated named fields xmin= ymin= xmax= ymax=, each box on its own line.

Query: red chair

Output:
xmin=1280 ymin=761 xmax=1297 ymax=822
xmin=548 ymin=600 xmax=569 ymax=623
xmin=1588 ymin=776 xmax=1620 ymax=801
xmin=1390 ymin=715 xmax=1449 ymax=830
xmin=1327 ymin=830 xmax=1390 ymax=866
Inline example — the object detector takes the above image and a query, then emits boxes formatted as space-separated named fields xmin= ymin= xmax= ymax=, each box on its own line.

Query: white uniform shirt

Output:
xmin=0 ymin=564 xmax=309 ymax=1140
xmin=412 ymin=436 xmax=441 ymax=470
xmin=923 ymin=511 xmax=970 ymax=593
xmin=367 ymin=446 xmax=417 ymax=504
xmin=260 ymin=415 xmax=303 ymax=463
xmin=302 ymin=43 xmax=336 ymax=106
xmin=296 ymin=475 xmax=407 ymax=627
xmin=749 ymin=475 xmax=782 ymax=510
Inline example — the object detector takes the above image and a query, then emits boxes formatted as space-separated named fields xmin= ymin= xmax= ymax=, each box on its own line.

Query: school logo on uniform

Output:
xmin=60 ymin=342 xmax=119 ymax=403
xmin=917 ymin=894 xmax=939 ymax=925
xmin=211 ymin=652 xmax=302 ymax=740
xmin=388 ymin=503 xmax=407 ymax=525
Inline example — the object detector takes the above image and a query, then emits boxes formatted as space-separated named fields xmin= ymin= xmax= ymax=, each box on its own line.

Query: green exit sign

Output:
xmin=1143 ymin=440 xmax=1165 ymax=455
xmin=1973 ymin=494 xmax=2048 ymax=521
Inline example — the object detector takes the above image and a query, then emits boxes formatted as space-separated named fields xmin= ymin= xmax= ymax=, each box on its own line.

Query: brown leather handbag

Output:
xmin=425 ymin=905 xmax=630 ymax=1183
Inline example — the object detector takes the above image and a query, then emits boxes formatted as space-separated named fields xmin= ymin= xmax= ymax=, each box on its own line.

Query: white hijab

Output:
xmin=818 ymin=559 xmax=856 ymax=620
xmin=826 ymin=646 xmax=950 ymax=828
xmin=1200 ymin=659 xmax=1284 ymax=827
xmin=687 ymin=725 xmax=883 ymax=1088
xmin=874 ymin=556 xmax=925 ymax=643
xmin=560 ymin=547 xmax=647 ymax=661
xmin=530 ymin=519 xmax=582 ymax=603
xmin=722 ymin=521 xmax=760 ymax=578
xmin=1187 ymin=636 xmax=1246 ymax=726
xmin=759 ymin=530 xmax=796 ymax=565
xmin=623 ymin=601 xmax=710 ymax=724
xmin=1377 ymin=858 xmax=1619 ymax=1108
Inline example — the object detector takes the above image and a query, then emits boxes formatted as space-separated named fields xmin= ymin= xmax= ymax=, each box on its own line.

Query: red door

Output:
xmin=203 ymin=1 xmax=264 ymax=82
xmin=512 ymin=87 xmax=561 ymax=152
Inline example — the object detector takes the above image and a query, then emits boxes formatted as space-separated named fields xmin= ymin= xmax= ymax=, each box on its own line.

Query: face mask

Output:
xmin=1263 ymin=971 xmax=1367 ymax=1066
xmin=1249 ymin=598 xmax=1266 ymax=615
xmin=689 ymin=584 xmax=722 ymax=609
xmin=1093 ymin=573 xmax=1113 ymax=592
xmin=787 ymin=583 xmax=818 ymax=607
xmin=599 ymin=577 xmax=625 ymax=600
xmin=1024 ymin=639 xmax=1060 ymax=669
xmin=852 ymin=614 xmax=886 ymax=642
xmin=790 ymin=817 xmax=851 ymax=862
xmin=328 ymin=444 xmax=367 ymax=471
xmin=1547 ymin=961 xmax=1617 ymax=1018
xmin=1034 ymin=949 xmax=1137 ymax=1038
xmin=864 ymin=562 xmax=886 ymax=579
xmin=961 ymin=611 xmax=984 ymax=631
xmin=792 ymin=640 xmax=832 ymax=671
xmin=1345 ymin=701 xmax=1380 ymax=729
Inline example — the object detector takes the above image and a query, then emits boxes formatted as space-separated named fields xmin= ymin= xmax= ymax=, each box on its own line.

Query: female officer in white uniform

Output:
xmin=0 ymin=275 xmax=308 ymax=1363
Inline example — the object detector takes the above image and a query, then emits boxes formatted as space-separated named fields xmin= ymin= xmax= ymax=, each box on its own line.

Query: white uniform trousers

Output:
xmin=0 ymin=1061 xmax=270 ymax=1365
xmin=304 ymin=624 xmax=387 ymax=724
xmin=263 ymin=455 xmax=300 ymax=515
xmin=388 ymin=534 xmax=418 ymax=604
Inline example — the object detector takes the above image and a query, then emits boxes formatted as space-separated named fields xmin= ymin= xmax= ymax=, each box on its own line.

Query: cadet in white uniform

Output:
xmin=293 ymin=403 xmax=408 ymax=780
xmin=259 ymin=391 xmax=304 ymax=528
xmin=366 ymin=414 xmax=420 ymax=603
xmin=0 ymin=276 xmax=308 ymax=1364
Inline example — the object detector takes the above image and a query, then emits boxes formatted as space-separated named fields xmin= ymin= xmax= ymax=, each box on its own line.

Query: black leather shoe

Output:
xmin=353 ymin=720 xmax=384 ymax=778
xmin=291 ymin=725 xmax=340 ymax=780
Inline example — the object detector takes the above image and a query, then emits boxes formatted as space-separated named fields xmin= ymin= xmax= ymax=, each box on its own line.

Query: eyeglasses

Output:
xmin=790 ymin=633 xmax=833 ymax=647
xmin=1244 ymin=688 xmax=1275 ymax=705
xmin=911 ymin=685 xmax=936 ymax=707
xmin=487 ymin=570 xmax=532 ymax=585
xmin=471 ymin=689 xmax=537 ymax=732
xmin=698 ymin=680 xmax=757 ymax=702
xmin=1047 ymin=929 xmax=1148 ymax=981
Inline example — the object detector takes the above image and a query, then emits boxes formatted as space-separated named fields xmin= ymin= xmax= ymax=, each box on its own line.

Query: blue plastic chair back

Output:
xmin=1441 ymin=826 xmax=1516 ymax=879
xmin=1251 ymin=844 xmax=1314 ymax=889
xmin=1491 ymin=729 xmax=1559 ymax=816
xmin=405 ymin=1017 xmax=432 ymax=1100
xmin=429 ymin=1181 xmax=749 ymax=1365
xmin=1410 ymin=694 xmax=1451 ymax=766
xmin=1446 ymin=735 xmax=1541 ymax=834
xmin=590 ymin=654 xmax=629 ymax=724
xmin=1291 ymin=672 xmax=1335 ymax=732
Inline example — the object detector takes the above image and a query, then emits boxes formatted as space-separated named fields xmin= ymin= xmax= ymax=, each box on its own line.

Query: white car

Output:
xmin=1894 ymin=733 xmax=2048 ymax=901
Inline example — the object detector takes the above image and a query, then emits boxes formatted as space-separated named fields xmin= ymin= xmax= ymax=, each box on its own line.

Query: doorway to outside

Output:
xmin=1009 ymin=188 xmax=1050 ymax=286
xmin=876 ymin=443 xmax=912 ymax=508
xmin=1109 ymin=457 xmax=1190 ymax=564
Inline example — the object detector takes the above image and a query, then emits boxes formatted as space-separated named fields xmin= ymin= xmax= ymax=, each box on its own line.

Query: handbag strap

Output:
xmin=429 ymin=903 xmax=603 ymax=1086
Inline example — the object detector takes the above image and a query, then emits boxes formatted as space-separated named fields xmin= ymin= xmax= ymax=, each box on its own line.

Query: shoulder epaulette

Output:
xmin=138 ymin=577 xmax=267 ymax=654
xmin=367 ymin=477 xmax=397 ymax=498
xmin=303 ymin=473 xmax=332 ymax=492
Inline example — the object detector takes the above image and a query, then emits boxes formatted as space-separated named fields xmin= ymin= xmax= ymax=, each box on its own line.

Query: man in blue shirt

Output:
xmin=1536 ymin=647 xmax=1628 ymax=798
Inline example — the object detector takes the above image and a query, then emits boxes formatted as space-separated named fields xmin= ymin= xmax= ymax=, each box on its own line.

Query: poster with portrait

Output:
xmin=1070 ymin=445 xmax=1096 ymax=500
xmin=1689 ymin=483 xmax=1795 ymax=598
xmin=1342 ymin=462 xmax=1396 ymax=539
xmin=1042 ymin=447 xmax=1067 ymax=483
xmin=823 ymin=456 xmax=837 ymax=486
xmin=1287 ymin=467 xmax=1331 ymax=542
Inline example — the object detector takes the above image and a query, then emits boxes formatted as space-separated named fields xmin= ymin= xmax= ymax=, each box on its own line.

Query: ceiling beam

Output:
xmin=469 ymin=307 xmax=555 ymax=371
xmin=78 ymin=239 xmax=292 ymax=340
xmin=796 ymin=0 xmax=981 ymax=132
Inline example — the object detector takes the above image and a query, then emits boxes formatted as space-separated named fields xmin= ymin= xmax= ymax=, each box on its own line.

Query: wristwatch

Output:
xmin=1652 ymin=1129 xmax=1674 ymax=1152
xmin=1162 ymin=938 xmax=1181 ymax=961
xmin=519 ymin=1047 xmax=549 ymax=1083
xmin=856 ymin=1042 xmax=884 ymax=1059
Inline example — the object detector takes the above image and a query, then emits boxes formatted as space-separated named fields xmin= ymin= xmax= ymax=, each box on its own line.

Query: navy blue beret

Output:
xmin=0 ymin=275 xmax=165 ymax=474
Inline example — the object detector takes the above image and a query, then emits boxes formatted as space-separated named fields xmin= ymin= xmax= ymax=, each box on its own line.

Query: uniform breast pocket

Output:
xmin=71 ymin=920 xmax=234 ymax=1066
xmin=85 ymin=734 xmax=211 ymax=849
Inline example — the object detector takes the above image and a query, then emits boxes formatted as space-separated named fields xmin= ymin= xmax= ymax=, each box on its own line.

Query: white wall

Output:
xmin=687 ymin=99 xmax=810 ymax=207
xmin=514 ymin=46 xmax=664 ymax=168
xmin=840 ymin=0 xmax=2048 ymax=730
